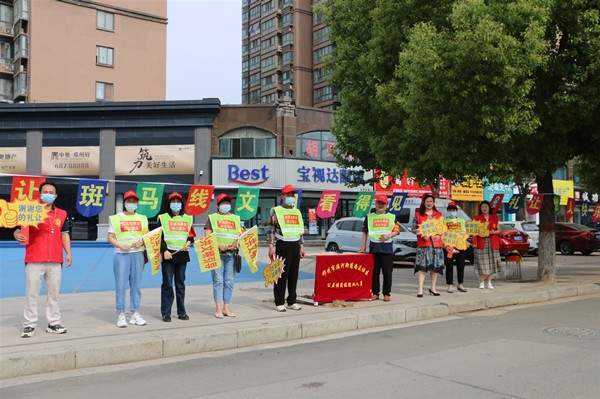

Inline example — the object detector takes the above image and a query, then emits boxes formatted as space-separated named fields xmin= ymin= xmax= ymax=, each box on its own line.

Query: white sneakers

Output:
xmin=116 ymin=312 xmax=146 ymax=327
xmin=275 ymin=305 xmax=287 ymax=312
xmin=286 ymin=303 xmax=302 ymax=311
xmin=486 ymin=281 xmax=495 ymax=290
xmin=129 ymin=312 xmax=147 ymax=326
xmin=479 ymin=281 xmax=495 ymax=290
xmin=116 ymin=313 xmax=128 ymax=328
xmin=479 ymin=281 xmax=485 ymax=289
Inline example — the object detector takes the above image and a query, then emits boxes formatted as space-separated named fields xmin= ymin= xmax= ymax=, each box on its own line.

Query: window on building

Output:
xmin=96 ymin=10 xmax=114 ymax=31
xmin=313 ymin=66 xmax=331 ymax=84
xmin=313 ymin=45 xmax=332 ymax=64
xmin=249 ymin=55 xmax=261 ymax=69
xmin=261 ymin=55 xmax=278 ymax=71
xmin=261 ymin=0 xmax=275 ymax=15
xmin=218 ymin=128 xmax=276 ymax=158
xmin=261 ymin=18 xmax=277 ymax=34
xmin=283 ymin=89 xmax=293 ymax=99
xmin=313 ymin=10 xmax=324 ymax=25
xmin=249 ymin=22 xmax=260 ymax=36
xmin=249 ymin=5 xmax=260 ymax=19
xmin=261 ymin=93 xmax=278 ymax=103
xmin=249 ymin=89 xmax=261 ymax=103
xmin=296 ymin=131 xmax=336 ymax=160
xmin=282 ymin=31 xmax=293 ymax=46
xmin=249 ymin=72 xmax=260 ymax=86
xmin=314 ymin=85 xmax=334 ymax=103
xmin=262 ymin=73 xmax=278 ymax=89
xmin=313 ymin=26 xmax=330 ymax=44
xmin=96 ymin=46 xmax=114 ymax=66
xmin=261 ymin=36 xmax=278 ymax=52
xmin=282 ymin=70 xmax=293 ymax=84
xmin=281 ymin=12 xmax=293 ymax=26
xmin=249 ymin=38 xmax=260 ymax=52
xmin=242 ymin=60 xmax=249 ymax=72
xmin=0 ymin=4 xmax=13 ymax=26
xmin=282 ymin=51 xmax=293 ymax=65
xmin=95 ymin=81 xmax=114 ymax=101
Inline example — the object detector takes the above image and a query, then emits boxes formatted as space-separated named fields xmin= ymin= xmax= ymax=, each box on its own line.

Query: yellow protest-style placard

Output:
xmin=442 ymin=230 xmax=469 ymax=250
xmin=263 ymin=256 xmax=285 ymax=287
xmin=466 ymin=221 xmax=489 ymax=237
xmin=418 ymin=218 xmax=447 ymax=238
xmin=194 ymin=233 xmax=222 ymax=272
xmin=142 ymin=227 xmax=163 ymax=276
xmin=239 ymin=226 xmax=259 ymax=273
xmin=0 ymin=198 xmax=49 ymax=228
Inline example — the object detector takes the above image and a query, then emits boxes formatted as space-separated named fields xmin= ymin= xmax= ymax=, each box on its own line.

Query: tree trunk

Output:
xmin=536 ymin=173 xmax=556 ymax=283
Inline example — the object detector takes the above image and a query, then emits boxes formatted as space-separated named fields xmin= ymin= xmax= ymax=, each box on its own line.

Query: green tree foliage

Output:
xmin=321 ymin=0 xmax=600 ymax=281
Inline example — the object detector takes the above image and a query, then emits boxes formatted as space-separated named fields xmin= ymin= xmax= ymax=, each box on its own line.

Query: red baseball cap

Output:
xmin=168 ymin=192 xmax=183 ymax=202
xmin=123 ymin=190 xmax=138 ymax=201
xmin=216 ymin=193 xmax=233 ymax=205
xmin=375 ymin=194 xmax=388 ymax=204
xmin=281 ymin=184 xmax=296 ymax=195
xmin=447 ymin=201 xmax=458 ymax=210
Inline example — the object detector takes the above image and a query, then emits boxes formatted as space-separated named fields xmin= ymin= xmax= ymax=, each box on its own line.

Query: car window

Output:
xmin=351 ymin=220 xmax=364 ymax=232
xmin=395 ymin=208 xmax=411 ymax=224
xmin=499 ymin=224 xmax=513 ymax=231
xmin=502 ymin=223 xmax=515 ymax=229
xmin=337 ymin=220 xmax=354 ymax=231
xmin=522 ymin=223 xmax=538 ymax=231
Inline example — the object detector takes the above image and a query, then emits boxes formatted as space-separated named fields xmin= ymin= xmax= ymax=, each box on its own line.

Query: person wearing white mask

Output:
xmin=14 ymin=181 xmax=72 ymax=338
xmin=158 ymin=192 xmax=194 ymax=322
xmin=204 ymin=193 xmax=242 ymax=319
xmin=107 ymin=190 xmax=148 ymax=328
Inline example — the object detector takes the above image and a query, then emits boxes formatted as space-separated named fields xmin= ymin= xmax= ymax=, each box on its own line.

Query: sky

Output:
xmin=167 ymin=0 xmax=242 ymax=104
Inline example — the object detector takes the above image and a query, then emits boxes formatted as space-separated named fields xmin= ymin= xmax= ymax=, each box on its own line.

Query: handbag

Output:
xmin=234 ymin=250 xmax=242 ymax=273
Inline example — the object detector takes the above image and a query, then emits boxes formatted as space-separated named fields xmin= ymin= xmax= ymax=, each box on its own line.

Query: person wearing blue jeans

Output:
xmin=211 ymin=255 xmax=235 ymax=315
xmin=113 ymin=252 xmax=145 ymax=317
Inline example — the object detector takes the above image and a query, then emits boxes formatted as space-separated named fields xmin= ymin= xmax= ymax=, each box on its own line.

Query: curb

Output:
xmin=2 ymin=282 xmax=599 ymax=380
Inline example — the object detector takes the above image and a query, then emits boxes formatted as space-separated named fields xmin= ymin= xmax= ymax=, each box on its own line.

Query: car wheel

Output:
xmin=326 ymin=242 xmax=340 ymax=253
xmin=581 ymin=250 xmax=592 ymax=256
xmin=559 ymin=241 xmax=574 ymax=255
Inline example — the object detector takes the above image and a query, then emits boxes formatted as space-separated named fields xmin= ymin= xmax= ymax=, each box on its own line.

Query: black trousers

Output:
xmin=274 ymin=240 xmax=301 ymax=306
xmin=445 ymin=249 xmax=466 ymax=285
xmin=372 ymin=253 xmax=394 ymax=296
xmin=161 ymin=261 xmax=187 ymax=317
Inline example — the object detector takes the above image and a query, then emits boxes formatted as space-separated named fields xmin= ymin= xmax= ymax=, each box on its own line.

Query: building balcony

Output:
xmin=0 ymin=57 xmax=12 ymax=75
xmin=13 ymin=34 xmax=27 ymax=59
xmin=13 ymin=71 xmax=26 ymax=99
xmin=0 ymin=21 xmax=13 ymax=38
xmin=13 ymin=0 xmax=28 ymax=22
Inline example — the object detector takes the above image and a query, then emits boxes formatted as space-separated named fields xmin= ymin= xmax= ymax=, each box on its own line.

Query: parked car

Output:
xmin=324 ymin=217 xmax=417 ymax=262
xmin=500 ymin=221 xmax=539 ymax=255
xmin=498 ymin=224 xmax=530 ymax=256
xmin=555 ymin=222 xmax=600 ymax=255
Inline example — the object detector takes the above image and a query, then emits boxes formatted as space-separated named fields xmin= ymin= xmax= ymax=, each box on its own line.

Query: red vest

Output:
xmin=415 ymin=210 xmax=444 ymax=248
xmin=24 ymin=207 xmax=68 ymax=264
xmin=473 ymin=214 xmax=500 ymax=250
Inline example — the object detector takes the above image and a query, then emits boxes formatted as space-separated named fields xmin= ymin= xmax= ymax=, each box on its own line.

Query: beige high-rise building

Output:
xmin=0 ymin=0 xmax=166 ymax=103
xmin=241 ymin=0 xmax=338 ymax=109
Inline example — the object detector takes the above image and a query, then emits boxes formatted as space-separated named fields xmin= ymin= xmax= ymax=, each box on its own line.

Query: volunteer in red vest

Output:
xmin=473 ymin=201 xmax=502 ymax=289
xmin=268 ymin=184 xmax=305 ymax=312
xmin=14 ymin=181 xmax=71 ymax=338
xmin=359 ymin=194 xmax=400 ymax=302
xmin=158 ymin=192 xmax=194 ymax=322
xmin=444 ymin=202 xmax=468 ymax=293
xmin=204 ymin=193 xmax=242 ymax=319
xmin=107 ymin=190 xmax=148 ymax=328
xmin=413 ymin=194 xmax=445 ymax=297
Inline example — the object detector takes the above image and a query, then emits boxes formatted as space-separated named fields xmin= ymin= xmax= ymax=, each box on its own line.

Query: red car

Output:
xmin=498 ymin=225 xmax=530 ymax=256
xmin=555 ymin=223 xmax=600 ymax=255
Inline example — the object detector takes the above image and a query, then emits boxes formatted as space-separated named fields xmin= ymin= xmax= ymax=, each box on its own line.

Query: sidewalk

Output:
xmin=1 ymin=254 xmax=599 ymax=380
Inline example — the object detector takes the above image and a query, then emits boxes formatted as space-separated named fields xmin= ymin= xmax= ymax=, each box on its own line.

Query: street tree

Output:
xmin=321 ymin=0 xmax=600 ymax=281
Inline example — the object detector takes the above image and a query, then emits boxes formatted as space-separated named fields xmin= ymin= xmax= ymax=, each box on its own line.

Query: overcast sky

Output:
xmin=167 ymin=0 xmax=242 ymax=104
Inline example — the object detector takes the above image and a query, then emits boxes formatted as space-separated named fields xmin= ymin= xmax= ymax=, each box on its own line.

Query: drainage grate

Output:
xmin=544 ymin=327 xmax=600 ymax=339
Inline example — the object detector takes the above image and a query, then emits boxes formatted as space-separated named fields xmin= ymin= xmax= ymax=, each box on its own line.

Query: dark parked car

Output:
xmin=555 ymin=222 xmax=600 ymax=255
xmin=498 ymin=225 xmax=530 ymax=256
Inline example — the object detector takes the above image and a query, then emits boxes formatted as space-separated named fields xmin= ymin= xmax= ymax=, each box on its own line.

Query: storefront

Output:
xmin=210 ymin=158 xmax=373 ymax=239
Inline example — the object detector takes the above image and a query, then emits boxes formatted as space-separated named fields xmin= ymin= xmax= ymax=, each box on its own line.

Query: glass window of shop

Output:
xmin=218 ymin=127 xmax=276 ymax=158
xmin=296 ymin=131 xmax=335 ymax=161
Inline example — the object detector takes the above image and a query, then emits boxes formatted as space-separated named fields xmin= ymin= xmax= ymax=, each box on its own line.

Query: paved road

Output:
xmin=3 ymin=296 xmax=599 ymax=399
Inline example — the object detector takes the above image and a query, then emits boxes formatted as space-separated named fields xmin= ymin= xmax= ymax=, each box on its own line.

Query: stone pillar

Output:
xmin=25 ymin=130 xmax=42 ymax=174
xmin=194 ymin=127 xmax=212 ymax=231
xmin=97 ymin=129 xmax=116 ymax=241
xmin=275 ymin=99 xmax=297 ymax=158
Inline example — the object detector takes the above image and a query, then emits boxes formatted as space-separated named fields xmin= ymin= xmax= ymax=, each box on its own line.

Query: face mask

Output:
xmin=447 ymin=211 xmax=458 ymax=218
xmin=40 ymin=193 xmax=56 ymax=204
xmin=284 ymin=196 xmax=295 ymax=206
xmin=170 ymin=202 xmax=182 ymax=213
xmin=219 ymin=203 xmax=231 ymax=213
xmin=124 ymin=202 xmax=138 ymax=212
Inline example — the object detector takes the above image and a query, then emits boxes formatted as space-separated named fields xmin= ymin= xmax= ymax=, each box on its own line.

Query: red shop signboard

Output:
xmin=374 ymin=170 xmax=450 ymax=198
xmin=313 ymin=253 xmax=374 ymax=303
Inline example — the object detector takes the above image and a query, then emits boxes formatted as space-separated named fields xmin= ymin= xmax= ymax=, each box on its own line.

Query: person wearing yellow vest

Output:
xmin=359 ymin=194 xmax=400 ymax=302
xmin=107 ymin=190 xmax=148 ymax=328
xmin=444 ymin=202 xmax=468 ymax=293
xmin=158 ymin=192 xmax=194 ymax=322
xmin=269 ymin=184 xmax=305 ymax=312
xmin=204 ymin=193 xmax=242 ymax=319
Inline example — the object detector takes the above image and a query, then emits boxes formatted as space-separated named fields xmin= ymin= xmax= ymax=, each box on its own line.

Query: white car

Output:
xmin=500 ymin=221 xmax=539 ymax=254
xmin=324 ymin=217 xmax=417 ymax=262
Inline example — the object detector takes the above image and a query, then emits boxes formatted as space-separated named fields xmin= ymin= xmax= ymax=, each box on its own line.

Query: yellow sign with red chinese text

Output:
xmin=466 ymin=221 xmax=489 ymax=237
xmin=451 ymin=177 xmax=484 ymax=201
xmin=194 ymin=232 xmax=222 ymax=272
xmin=418 ymin=218 xmax=447 ymax=238
xmin=0 ymin=198 xmax=49 ymax=228
xmin=442 ymin=230 xmax=469 ymax=250
xmin=263 ymin=256 xmax=285 ymax=287
xmin=142 ymin=227 xmax=163 ymax=275
xmin=239 ymin=226 xmax=259 ymax=273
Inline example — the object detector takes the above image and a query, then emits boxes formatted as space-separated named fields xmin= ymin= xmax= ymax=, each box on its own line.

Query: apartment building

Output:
xmin=241 ymin=0 xmax=338 ymax=109
xmin=0 ymin=0 xmax=166 ymax=103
